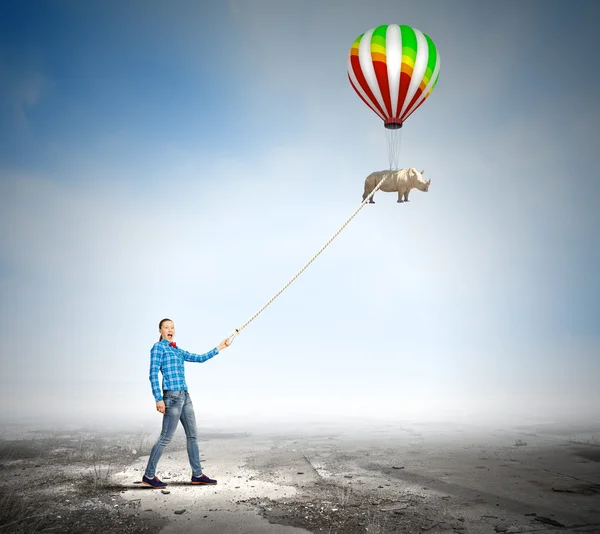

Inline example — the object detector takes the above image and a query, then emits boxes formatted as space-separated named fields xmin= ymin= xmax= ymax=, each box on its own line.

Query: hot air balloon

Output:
xmin=347 ymin=24 xmax=440 ymax=170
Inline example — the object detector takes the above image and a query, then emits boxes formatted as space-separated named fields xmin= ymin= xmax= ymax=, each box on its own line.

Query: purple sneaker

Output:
xmin=192 ymin=473 xmax=217 ymax=485
xmin=142 ymin=475 xmax=167 ymax=488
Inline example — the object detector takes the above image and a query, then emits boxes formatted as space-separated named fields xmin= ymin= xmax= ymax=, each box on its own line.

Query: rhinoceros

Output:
xmin=362 ymin=168 xmax=430 ymax=203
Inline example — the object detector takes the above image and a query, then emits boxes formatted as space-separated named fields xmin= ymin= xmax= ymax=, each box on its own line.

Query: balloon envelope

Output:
xmin=347 ymin=24 xmax=440 ymax=129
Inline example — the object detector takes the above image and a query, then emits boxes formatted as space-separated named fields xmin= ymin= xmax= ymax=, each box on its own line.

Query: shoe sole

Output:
xmin=142 ymin=481 xmax=168 ymax=488
xmin=192 ymin=481 xmax=217 ymax=485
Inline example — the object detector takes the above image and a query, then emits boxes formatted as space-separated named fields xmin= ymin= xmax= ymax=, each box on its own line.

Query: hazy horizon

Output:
xmin=1 ymin=1 xmax=599 ymax=429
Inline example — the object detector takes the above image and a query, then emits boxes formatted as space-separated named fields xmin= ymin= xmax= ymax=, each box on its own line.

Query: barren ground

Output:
xmin=1 ymin=419 xmax=599 ymax=533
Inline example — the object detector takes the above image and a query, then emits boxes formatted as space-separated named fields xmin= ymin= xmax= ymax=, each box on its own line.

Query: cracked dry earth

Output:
xmin=2 ymin=421 xmax=600 ymax=533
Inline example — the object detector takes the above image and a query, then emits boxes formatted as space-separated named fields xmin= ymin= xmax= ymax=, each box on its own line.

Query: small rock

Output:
xmin=161 ymin=490 xmax=170 ymax=494
xmin=297 ymin=472 xmax=304 ymax=475
xmin=132 ymin=449 xmax=137 ymax=454
xmin=534 ymin=517 xmax=564 ymax=527
xmin=174 ymin=509 xmax=186 ymax=515
xmin=392 ymin=466 xmax=405 ymax=469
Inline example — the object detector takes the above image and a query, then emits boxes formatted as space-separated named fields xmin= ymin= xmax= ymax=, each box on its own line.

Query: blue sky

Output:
xmin=1 ymin=0 xmax=598 ymax=428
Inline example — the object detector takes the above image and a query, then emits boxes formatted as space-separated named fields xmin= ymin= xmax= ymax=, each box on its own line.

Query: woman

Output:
xmin=142 ymin=318 xmax=231 ymax=488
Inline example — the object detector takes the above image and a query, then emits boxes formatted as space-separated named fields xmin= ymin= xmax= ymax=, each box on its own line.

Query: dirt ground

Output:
xmin=1 ymin=419 xmax=600 ymax=533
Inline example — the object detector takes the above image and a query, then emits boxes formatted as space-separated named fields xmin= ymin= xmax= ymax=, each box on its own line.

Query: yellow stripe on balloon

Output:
xmin=401 ymin=55 xmax=415 ymax=69
xmin=370 ymin=43 xmax=387 ymax=56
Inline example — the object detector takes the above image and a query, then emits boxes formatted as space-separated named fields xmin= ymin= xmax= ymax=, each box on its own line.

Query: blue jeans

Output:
xmin=144 ymin=390 xmax=202 ymax=478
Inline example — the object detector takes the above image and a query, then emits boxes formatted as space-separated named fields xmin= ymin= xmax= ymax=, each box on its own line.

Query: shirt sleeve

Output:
xmin=181 ymin=347 xmax=219 ymax=363
xmin=149 ymin=344 xmax=163 ymax=402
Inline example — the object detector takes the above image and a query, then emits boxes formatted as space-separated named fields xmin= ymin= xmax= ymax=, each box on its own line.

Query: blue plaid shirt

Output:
xmin=149 ymin=339 xmax=219 ymax=402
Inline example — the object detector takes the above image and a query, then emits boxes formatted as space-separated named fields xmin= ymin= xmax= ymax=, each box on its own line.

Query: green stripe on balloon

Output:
xmin=352 ymin=34 xmax=364 ymax=48
xmin=425 ymin=34 xmax=437 ymax=80
xmin=371 ymin=25 xmax=388 ymax=48
xmin=400 ymin=25 xmax=417 ymax=63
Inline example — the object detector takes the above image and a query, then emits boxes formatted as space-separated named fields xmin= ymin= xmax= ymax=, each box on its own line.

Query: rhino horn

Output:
xmin=420 ymin=169 xmax=424 ymax=174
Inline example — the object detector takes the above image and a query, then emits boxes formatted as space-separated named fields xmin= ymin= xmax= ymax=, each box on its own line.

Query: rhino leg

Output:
xmin=362 ymin=182 xmax=372 ymax=203
xmin=364 ymin=186 xmax=375 ymax=203
xmin=363 ymin=190 xmax=375 ymax=203
xmin=397 ymin=190 xmax=404 ymax=203
xmin=403 ymin=190 xmax=410 ymax=202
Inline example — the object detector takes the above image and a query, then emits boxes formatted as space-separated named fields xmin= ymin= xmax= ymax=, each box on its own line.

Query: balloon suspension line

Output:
xmin=226 ymin=173 xmax=390 ymax=344
xmin=385 ymin=128 xmax=403 ymax=171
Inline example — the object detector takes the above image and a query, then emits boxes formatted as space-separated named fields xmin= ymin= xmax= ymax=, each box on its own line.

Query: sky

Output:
xmin=1 ymin=0 xmax=599 ymax=430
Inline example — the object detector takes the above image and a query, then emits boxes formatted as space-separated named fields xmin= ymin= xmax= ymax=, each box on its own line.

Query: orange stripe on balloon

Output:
xmin=371 ymin=52 xmax=386 ymax=63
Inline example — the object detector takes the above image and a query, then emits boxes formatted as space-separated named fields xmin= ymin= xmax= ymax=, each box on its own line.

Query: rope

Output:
xmin=227 ymin=172 xmax=390 ymax=344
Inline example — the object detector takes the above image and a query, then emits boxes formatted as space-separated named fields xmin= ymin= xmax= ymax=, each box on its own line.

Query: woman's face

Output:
xmin=159 ymin=321 xmax=175 ymax=342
